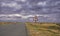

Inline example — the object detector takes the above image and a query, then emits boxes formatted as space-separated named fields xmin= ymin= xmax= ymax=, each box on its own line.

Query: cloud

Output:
xmin=48 ymin=18 xmax=56 ymax=20
xmin=0 ymin=14 xmax=59 ymax=22
xmin=0 ymin=0 xmax=60 ymax=22
xmin=14 ymin=0 xmax=27 ymax=2
xmin=0 ymin=14 xmax=22 ymax=17
xmin=1 ymin=0 xmax=60 ymax=14
xmin=1 ymin=2 xmax=22 ymax=11
xmin=37 ymin=1 xmax=47 ymax=6
xmin=0 ymin=14 xmax=50 ymax=19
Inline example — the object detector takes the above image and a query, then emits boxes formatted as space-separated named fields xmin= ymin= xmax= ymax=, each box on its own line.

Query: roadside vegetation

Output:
xmin=26 ymin=22 xmax=60 ymax=36
xmin=0 ymin=22 xmax=22 ymax=25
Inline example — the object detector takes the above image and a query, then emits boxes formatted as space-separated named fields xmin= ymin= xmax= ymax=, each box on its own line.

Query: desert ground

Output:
xmin=26 ymin=22 xmax=60 ymax=36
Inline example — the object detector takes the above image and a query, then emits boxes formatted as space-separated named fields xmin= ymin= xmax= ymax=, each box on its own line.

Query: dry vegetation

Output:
xmin=0 ymin=22 xmax=21 ymax=25
xmin=26 ymin=22 xmax=60 ymax=36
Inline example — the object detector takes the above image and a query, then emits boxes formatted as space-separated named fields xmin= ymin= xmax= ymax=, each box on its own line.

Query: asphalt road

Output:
xmin=0 ymin=23 xmax=27 ymax=36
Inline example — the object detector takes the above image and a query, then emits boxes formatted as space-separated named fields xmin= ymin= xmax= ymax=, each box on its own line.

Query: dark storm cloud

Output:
xmin=0 ymin=0 xmax=60 ymax=14
xmin=0 ymin=0 xmax=60 ymax=22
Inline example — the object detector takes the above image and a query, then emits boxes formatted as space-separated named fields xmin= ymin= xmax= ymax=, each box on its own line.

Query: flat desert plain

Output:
xmin=26 ymin=22 xmax=60 ymax=36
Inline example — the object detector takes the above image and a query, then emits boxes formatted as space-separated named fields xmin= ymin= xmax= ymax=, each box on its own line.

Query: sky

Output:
xmin=0 ymin=0 xmax=60 ymax=22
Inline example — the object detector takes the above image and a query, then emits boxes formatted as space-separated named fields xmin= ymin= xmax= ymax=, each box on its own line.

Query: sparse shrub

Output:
xmin=56 ymin=23 xmax=60 ymax=26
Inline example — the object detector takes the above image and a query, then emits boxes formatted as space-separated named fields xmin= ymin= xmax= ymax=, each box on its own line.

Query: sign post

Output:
xmin=33 ymin=16 xmax=38 ymax=23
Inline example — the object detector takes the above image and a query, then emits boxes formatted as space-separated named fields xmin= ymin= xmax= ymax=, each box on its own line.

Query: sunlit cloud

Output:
xmin=20 ymin=0 xmax=27 ymax=2
xmin=14 ymin=0 xmax=27 ymax=2
xmin=0 ymin=14 xmax=22 ymax=17
xmin=0 ymin=14 xmax=50 ymax=19
xmin=37 ymin=2 xmax=47 ymax=6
